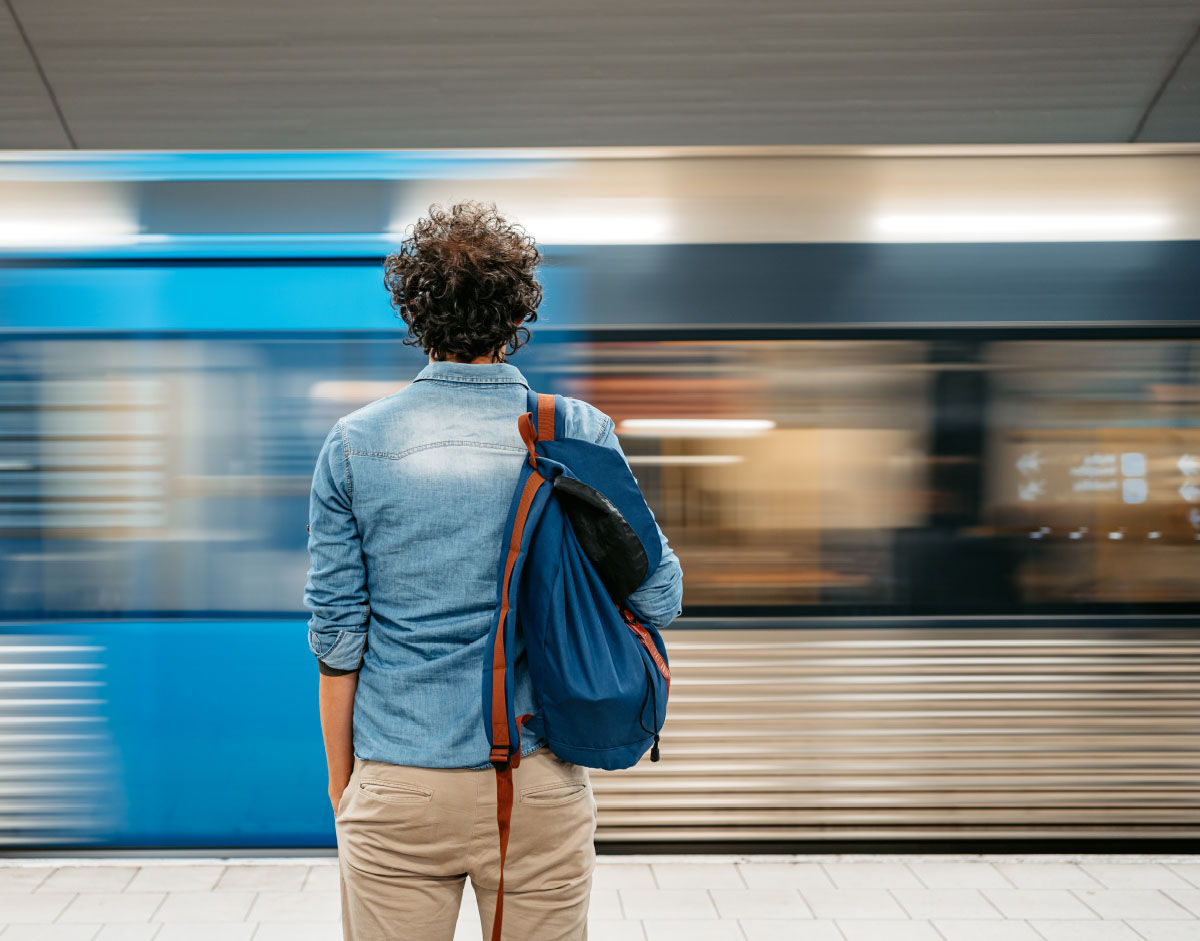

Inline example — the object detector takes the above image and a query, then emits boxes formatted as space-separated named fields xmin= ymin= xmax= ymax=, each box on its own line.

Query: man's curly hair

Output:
xmin=383 ymin=201 xmax=542 ymax=362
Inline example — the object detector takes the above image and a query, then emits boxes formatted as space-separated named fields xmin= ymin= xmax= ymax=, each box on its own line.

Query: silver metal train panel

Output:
xmin=591 ymin=625 xmax=1200 ymax=842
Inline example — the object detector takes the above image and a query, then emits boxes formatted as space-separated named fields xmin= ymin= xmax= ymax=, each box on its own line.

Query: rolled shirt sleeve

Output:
xmin=595 ymin=416 xmax=684 ymax=631
xmin=304 ymin=420 xmax=370 ymax=675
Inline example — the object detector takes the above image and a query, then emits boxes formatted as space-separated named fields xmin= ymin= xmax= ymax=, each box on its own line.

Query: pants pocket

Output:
xmin=357 ymin=778 xmax=434 ymax=804
xmin=519 ymin=778 xmax=590 ymax=806
xmin=518 ymin=752 xmax=591 ymax=807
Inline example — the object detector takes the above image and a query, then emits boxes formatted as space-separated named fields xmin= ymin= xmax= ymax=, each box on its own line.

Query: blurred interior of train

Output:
xmin=2 ymin=332 xmax=1199 ymax=618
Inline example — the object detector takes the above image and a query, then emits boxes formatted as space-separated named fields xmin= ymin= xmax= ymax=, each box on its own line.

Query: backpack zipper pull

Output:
xmin=651 ymin=733 xmax=660 ymax=762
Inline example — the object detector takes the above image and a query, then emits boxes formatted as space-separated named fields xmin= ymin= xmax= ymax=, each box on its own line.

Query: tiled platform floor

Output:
xmin=0 ymin=854 xmax=1198 ymax=940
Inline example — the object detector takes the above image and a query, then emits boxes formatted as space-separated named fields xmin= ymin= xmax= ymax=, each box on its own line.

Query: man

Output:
xmin=305 ymin=200 xmax=684 ymax=940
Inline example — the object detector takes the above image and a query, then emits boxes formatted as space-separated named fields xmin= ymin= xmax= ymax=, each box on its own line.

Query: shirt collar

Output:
xmin=410 ymin=359 xmax=530 ymax=389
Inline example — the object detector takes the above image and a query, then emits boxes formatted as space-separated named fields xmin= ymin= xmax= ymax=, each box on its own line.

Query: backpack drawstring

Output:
xmin=636 ymin=657 xmax=662 ymax=762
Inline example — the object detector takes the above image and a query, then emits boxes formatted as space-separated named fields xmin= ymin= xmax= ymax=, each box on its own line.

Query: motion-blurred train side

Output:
xmin=1 ymin=147 xmax=1199 ymax=848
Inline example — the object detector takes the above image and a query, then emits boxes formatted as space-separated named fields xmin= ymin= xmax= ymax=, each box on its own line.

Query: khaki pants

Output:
xmin=335 ymin=747 xmax=597 ymax=941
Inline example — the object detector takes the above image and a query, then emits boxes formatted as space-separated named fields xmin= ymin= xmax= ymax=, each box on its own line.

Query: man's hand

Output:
xmin=319 ymin=669 xmax=358 ymax=818
xmin=329 ymin=780 xmax=350 ymax=816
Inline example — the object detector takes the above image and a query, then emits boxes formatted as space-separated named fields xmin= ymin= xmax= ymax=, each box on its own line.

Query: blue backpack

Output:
xmin=482 ymin=390 xmax=671 ymax=939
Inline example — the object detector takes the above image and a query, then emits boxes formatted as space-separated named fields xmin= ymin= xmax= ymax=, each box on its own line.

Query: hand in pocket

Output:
xmin=329 ymin=783 xmax=349 ymax=816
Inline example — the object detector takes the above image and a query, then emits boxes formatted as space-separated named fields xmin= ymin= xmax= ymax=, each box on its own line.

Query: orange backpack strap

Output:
xmin=489 ymin=475 xmax=542 ymax=766
xmin=516 ymin=393 xmax=555 ymax=469
xmin=536 ymin=392 xmax=555 ymax=443
xmin=491 ymin=711 xmax=532 ymax=941
xmin=489 ymin=392 xmax=556 ymax=941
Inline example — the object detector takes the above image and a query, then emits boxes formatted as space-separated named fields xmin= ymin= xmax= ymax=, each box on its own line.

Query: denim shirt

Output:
xmin=304 ymin=359 xmax=684 ymax=770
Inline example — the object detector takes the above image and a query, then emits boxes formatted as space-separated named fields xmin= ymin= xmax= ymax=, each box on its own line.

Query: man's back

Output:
xmin=305 ymin=358 xmax=684 ymax=769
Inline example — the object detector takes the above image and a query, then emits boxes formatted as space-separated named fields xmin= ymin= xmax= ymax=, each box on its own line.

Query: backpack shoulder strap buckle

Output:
xmin=489 ymin=747 xmax=510 ymax=772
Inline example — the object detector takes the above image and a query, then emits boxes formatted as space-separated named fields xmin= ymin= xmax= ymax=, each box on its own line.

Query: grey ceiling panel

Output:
xmin=0 ymin=4 xmax=71 ymax=148
xmin=6 ymin=1 xmax=1200 ymax=149
xmin=1137 ymin=29 xmax=1200 ymax=141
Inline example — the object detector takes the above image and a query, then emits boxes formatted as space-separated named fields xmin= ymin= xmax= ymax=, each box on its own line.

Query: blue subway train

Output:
xmin=1 ymin=148 xmax=1199 ymax=850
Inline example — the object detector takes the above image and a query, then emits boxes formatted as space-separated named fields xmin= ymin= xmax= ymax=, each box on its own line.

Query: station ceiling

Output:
xmin=2 ymin=1 xmax=1197 ymax=150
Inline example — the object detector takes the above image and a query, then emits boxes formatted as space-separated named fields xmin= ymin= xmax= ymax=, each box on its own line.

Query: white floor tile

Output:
xmin=0 ymin=890 xmax=76 ymax=923
xmin=0 ymin=854 xmax=1190 ymax=941
xmin=0 ymin=926 xmax=106 ymax=941
xmin=93 ymin=926 xmax=159 ymax=941
xmin=246 ymin=890 xmax=341 ymax=923
xmin=739 ymin=918 xmax=842 ymax=940
xmin=982 ymin=889 xmax=1101 ymax=920
xmin=1079 ymin=864 xmax=1193 ymax=891
xmin=1072 ymin=889 xmax=1192 ymax=920
xmin=1027 ymin=921 xmax=1143 ymax=940
xmin=37 ymin=867 xmax=138 ymax=894
xmin=995 ymin=865 xmax=1102 ymax=890
xmin=910 ymin=862 xmax=1010 ymax=889
xmin=1125 ymin=921 xmax=1200 ymax=941
xmin=57 ymin=892 xmax=166 ymax=924
xmin=653 ymin=863 xmax=745 ymax=889
xmin=454 ymin=912 xmax=484 ymax=941
xmin=892 ymin=888 xmax=1001 ymax=919
xmin=592 ymin=864 xmax=656 ymax=890
xmin=837 ymin=920 xmax=942 ymax=941
xmin=588 ymin=888 xmax=623 ymax=919
xmin=587 ymin=920 xmax=646 ymax=941
xmin=737 ymin=864 xmax=833 ymax=891
xmin=822 ymin=862 xmax=923 ymax=889
xmin=214 ymin=864 xmax=307 ymax=892
xmin=709 ymin=889 xmax=812 ymax=920
xmin=800 ymin=888 xmax=906 ymax=920
xmin=455 ymin=879 xmax=483 ymax=940
xmin=0 ymin=867 xmax=53 ymax=892
xmin=151 ymin=891 xmax=256 ymax=923
xmin=252 ymin=924 xmax=346 ymax=941
xmin=1167 ymin=864 xmax=1200 ymax=889
xmin=619 ymin=889 xmax=718 ymax=920
xmin=123 ymin=866 xmax=225 ymax=893
xmin=154 ymin=924 xmax=257 ymax=941
xmin=643 ymin=921 xmax=746 ymax=941
xmin=302 ymin=865 xmax=341 ymax=893
xmin=933 ymin=920 xmax=1043 ymax=941
xmin=1162 ymin=888 xmax=1200 ymax=917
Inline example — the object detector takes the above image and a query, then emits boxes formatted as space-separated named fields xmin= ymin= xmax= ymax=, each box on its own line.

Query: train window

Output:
xmin=0 ymin=334 xmax=933 ymax=618
xmin=0 ymin=334 xmax=421 ymax=618
xmin=557 ymin=339 xmax=933 ymax=611
xmin=984 ymin=340 xmax=1200 ymax=608
xmin=14 ymin=332 xmax=1194 ymax=619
